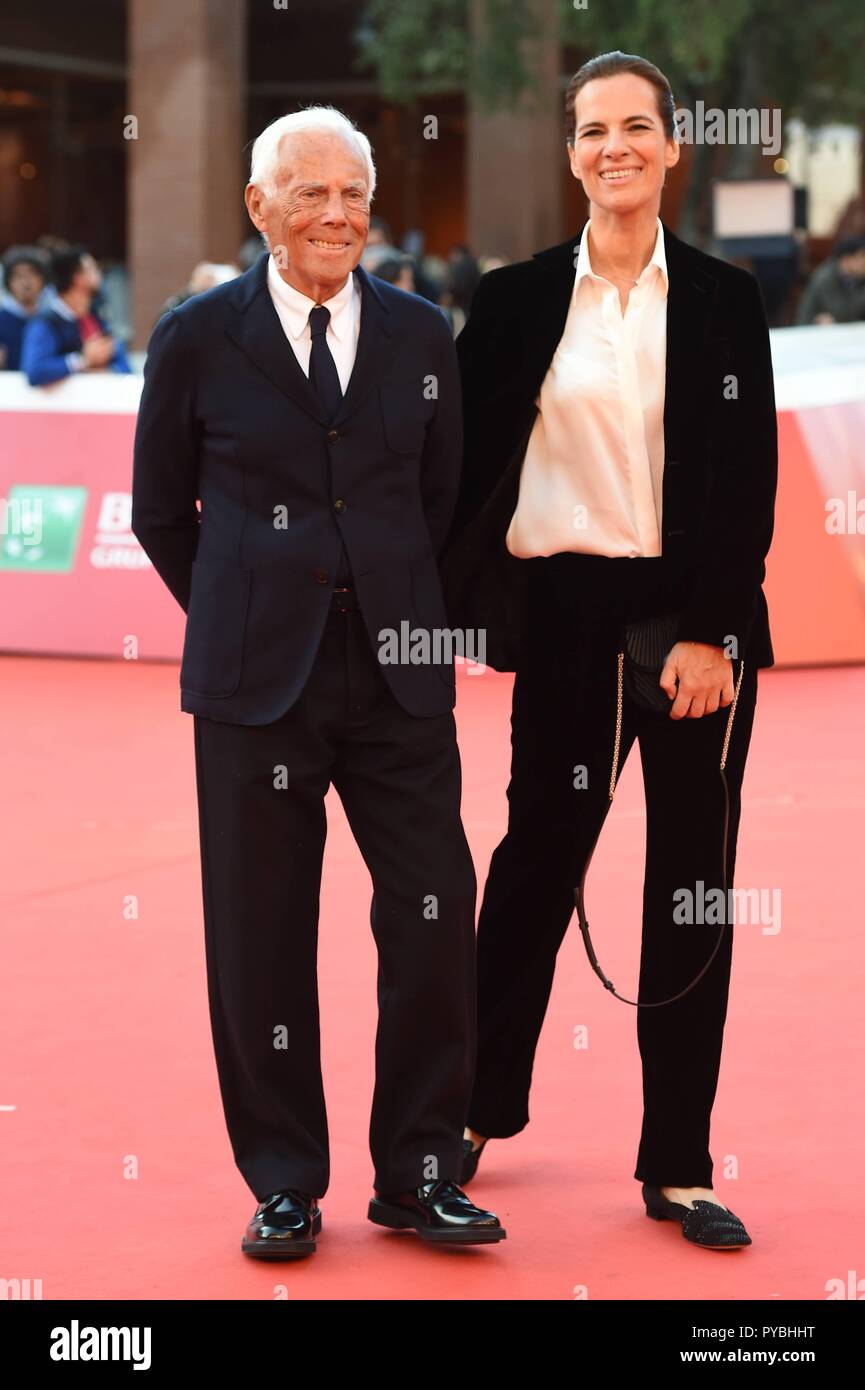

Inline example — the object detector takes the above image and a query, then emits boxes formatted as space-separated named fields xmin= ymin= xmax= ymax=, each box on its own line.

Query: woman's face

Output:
xmin=567 ymin=72 xmax=679 ymax=219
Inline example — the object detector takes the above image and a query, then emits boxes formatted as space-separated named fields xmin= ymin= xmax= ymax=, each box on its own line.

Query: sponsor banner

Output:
xmin=0 ymin=373 xmax=184 ymax=660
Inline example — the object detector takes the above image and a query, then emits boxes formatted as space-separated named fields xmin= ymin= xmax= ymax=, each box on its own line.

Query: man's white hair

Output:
xmin=249 ymin=107 xmax=376 ymax=199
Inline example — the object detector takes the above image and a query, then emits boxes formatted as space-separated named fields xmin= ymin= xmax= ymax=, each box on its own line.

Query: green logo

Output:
xmin=0 ymin=485 xmax=87 ymax=572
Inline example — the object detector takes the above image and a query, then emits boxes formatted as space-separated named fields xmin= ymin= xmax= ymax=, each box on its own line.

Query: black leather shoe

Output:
xmin=241 ymin=1189 xmax=322 ymax=1259
xmin=642 ymin=1184 xmax=752 ymax=1249
xmin=368 ymin=1178 xmax=506 ymax=1244
xmin=460 ymin=1136 xmax=488 ymax=1185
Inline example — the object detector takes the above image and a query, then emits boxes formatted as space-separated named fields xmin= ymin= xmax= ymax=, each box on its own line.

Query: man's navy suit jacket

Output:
xmin=131 ymin=253 xmax=461 ymax=723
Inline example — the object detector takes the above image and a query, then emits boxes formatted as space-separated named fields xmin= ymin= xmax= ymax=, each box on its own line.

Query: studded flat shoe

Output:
xmin=460 ymin=1136 xmax=488 ymax=1185
xmin=642 ymin=1184 xmax=752 ymax=1249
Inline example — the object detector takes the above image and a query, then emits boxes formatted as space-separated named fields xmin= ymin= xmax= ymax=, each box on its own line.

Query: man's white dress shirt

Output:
xmin=266 ymin=254 xmax=361 ymax=392
xmin=505 ymin=216 xmax=668 ymax=559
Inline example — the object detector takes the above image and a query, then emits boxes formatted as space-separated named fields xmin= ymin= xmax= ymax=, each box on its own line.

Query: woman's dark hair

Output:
xmin=564 ymin=51 xmax=677 ymax=145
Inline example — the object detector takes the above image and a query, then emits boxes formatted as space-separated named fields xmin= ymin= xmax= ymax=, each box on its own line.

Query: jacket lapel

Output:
xmin=225 ymin=253 xmax=396 ymax=427
xmin=331 ymin=264 xmax=397 ymax=428
xmin=524 ymin=235 xmax=581 ymax=399
xmin=659 ymin=224 xmax=719 ymax=456
xmin=225 ymin=253 xmax=327 ymax=423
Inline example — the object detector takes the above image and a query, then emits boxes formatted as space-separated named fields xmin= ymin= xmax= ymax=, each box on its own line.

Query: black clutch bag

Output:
xmin=622 ymin=612 xmax=681 ymax=713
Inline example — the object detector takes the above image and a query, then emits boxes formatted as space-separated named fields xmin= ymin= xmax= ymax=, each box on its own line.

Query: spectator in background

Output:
xmin=795 ymin=236 xmax=865 ymax=326
xmin=411 ymin=261 xmax=442 ymax=304
xmin=398 ymin=230 xmax=443 ymax=304
xmin=370 ymin=254 xmax=415 ymax=292
xmin=478 ymin=254 xmax=510 ymax=275
xmin=833 ymin=196 xmax=865 ymax=242
xmin=373 ymin=253 xmax=457 ymax=331
xmin=162 ymin=261 xmax=240 ymax=316
xmin=238 ymin=234 xmax=265 ymax=270
xmin=21 ymin=246 xmax=131 ymax=386
xmin=444 ymin=244 xmax=481 ymax=313
xmin=0 ymin=246 xmax=48 ymax=370
xmin=360 ymin=215 xmax=396 ymax=272
xmin=438 ymin=244 xmax=482 ymax=335
xmin=33 ymin=233 xmax=114 ymax=324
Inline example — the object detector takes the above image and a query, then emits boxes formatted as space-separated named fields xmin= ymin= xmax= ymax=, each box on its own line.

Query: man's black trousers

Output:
xmin=192 ymin=595 xmax=477 ymax=1202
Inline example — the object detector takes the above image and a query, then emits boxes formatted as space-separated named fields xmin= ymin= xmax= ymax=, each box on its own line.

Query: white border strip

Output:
xmin=0 ymin=372 xmax=143 ymax=414
xmin=0 ymin=323 xmax=862 ymax=416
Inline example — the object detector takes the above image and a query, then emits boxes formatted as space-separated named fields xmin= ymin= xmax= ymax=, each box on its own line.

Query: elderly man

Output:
xmin=131 ymin=108 xmax=504 ymax=1257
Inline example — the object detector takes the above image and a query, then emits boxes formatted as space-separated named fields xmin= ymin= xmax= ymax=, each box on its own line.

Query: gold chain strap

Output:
xmin=610 ymin=651 xmax=624 ymax=800
xmin=720 ymin=658 xmax=746 ymax=771
xmin=609 ymin=652 xmax=745 ymax=797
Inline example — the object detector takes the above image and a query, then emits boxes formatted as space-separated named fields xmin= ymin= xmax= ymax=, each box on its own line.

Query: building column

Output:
xmin=467 ymin=0 xmax=563 ymax=263
xmin=128 ymin=0 xmax=246 ymax=346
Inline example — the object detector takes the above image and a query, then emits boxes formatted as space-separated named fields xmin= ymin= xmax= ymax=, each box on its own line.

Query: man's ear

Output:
xmin=244 ymin=182 xmax=266 ymax=232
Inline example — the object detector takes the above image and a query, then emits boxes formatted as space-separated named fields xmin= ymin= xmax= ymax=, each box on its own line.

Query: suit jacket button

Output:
xmin=327 ymin=428 xmax=340 ymax=443
xmin=333 ymin=498 xmax=347 ymax=513
xmin=314 ymin=568 xmax=330 ymax=584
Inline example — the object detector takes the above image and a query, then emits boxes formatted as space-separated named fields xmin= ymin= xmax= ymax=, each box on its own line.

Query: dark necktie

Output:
xmin=307 ymin=304 xmax=351 ymax=585
xmin=308 ymin=305 xmax=343 ymax=421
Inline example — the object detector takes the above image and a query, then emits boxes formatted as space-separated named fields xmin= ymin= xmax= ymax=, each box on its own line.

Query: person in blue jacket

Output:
xmin=21 ymin=246 xmax=131 ymax=385
xmin=0 ymin=247 xmax=48 ymax=370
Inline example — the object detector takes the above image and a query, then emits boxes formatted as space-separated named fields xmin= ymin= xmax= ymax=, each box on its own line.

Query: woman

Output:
xmin=441 ymin=51 xmax=777 ymax=1249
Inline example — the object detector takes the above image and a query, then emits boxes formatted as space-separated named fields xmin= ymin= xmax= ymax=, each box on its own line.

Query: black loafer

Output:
xmin=241 ymin=1188 xmax=322 ymax=1259
xmin=643 ymin=1184 xmax=752 ymax=1249
xmin=368 ymin=1178 xmax=506 ymax=1244
xmin=460 ymin=1136 xmax=488 ymax=1185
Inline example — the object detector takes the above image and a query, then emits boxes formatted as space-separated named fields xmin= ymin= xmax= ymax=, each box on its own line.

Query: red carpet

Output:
xmin=2 ymin=654 xmax=862 ymax=1300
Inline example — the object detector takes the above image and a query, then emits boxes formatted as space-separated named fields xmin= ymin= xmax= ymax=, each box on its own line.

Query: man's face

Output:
xmin=245 ymin=131 xmax=370 ymax=299
xmin=7 ymin=262 xmax=44 ymax=310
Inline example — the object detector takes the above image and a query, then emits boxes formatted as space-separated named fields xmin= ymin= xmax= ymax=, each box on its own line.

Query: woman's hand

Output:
xmin=659 ymin=642 xmax=734 ymax=719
